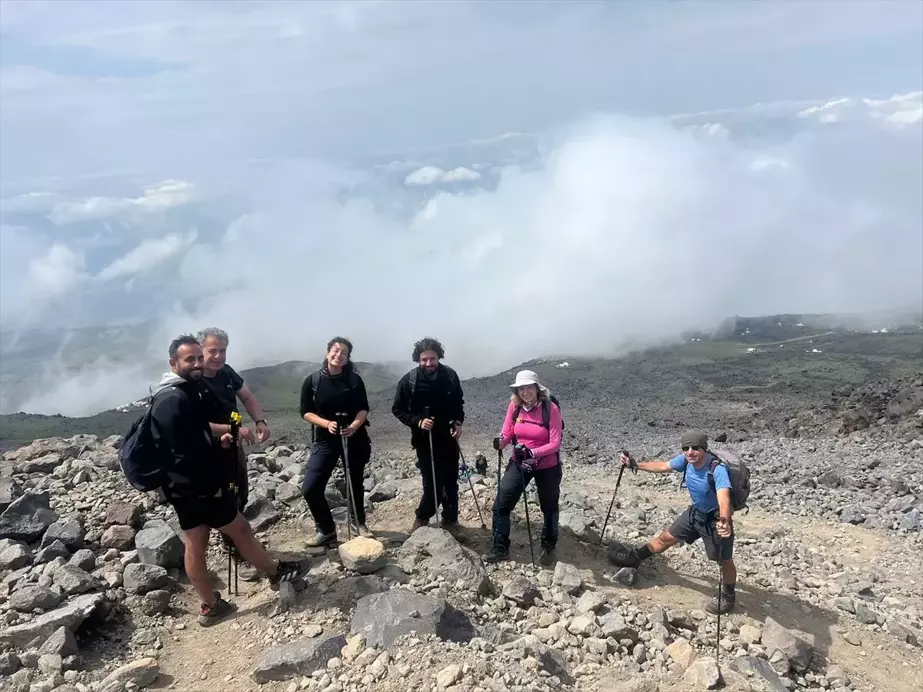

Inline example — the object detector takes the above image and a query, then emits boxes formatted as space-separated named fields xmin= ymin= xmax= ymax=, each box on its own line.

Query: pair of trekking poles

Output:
xmin=492 ymin=436 xmax=539 ymax=569
xmin=226 ymin=411 xmax=244 ymax=596
xmin=421 ymin=407 xmax=487 ymax=531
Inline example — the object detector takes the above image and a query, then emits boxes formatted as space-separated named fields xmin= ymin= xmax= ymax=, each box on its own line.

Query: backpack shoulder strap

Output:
xmin=409 ymin=368 xmax=417 ymax=397
xmin=310 ymin=369 xmax=323 ymax=403
xmin=541 ymin=398 xmax=551 ymax=429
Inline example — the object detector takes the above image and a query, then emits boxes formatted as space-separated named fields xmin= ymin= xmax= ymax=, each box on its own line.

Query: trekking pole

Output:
xmin=496 ymin=446 xmax=502 ymax=487
xmin=453 ymin=427 xmax=486 ymax=529
xmin=337 ymin=412 xmax=361 ymax=540
xmin=512 ymin=440 xmax=536 ymax=570
xmin=593 ymin=464 xmax=625 ymax=558
xmin=716 ymin=561 xmax=722 ymax=670
xmin=517 ymin=461 xmax=536 ymax=570
xmin=227 ymin=411 xmax=243 ymax=596
xmin=423 ymin=406 xmax=440 ymax=523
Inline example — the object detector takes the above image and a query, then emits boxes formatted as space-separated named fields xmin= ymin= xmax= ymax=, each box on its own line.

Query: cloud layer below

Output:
xmin=2 ymin=97 xmax=921 ymax=416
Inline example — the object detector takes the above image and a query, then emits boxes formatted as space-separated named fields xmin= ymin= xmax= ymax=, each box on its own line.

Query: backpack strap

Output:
xmin=409 ymin=368 xmax=417 ymax=399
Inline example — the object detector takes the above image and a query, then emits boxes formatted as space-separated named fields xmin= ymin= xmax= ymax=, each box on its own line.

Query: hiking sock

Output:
xmin=635 ymin=544 xmax=653 ymax=561
xmin=723 ymin=583 xmax=736 ymax=596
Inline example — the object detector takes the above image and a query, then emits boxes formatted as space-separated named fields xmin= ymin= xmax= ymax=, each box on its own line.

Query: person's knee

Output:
xmin=184 ymin=526 xmax=210 ymax=556
xmin=653 ymin=530 xmax=678 ymax=550
xmin=218 ymin=513 xmax=251 ymax=539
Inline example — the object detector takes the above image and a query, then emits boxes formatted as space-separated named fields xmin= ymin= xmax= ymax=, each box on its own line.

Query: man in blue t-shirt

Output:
xmin=608 ymin=430 xmax=737 ymax=614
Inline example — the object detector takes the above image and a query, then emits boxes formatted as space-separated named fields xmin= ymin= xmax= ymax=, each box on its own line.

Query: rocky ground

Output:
xmin=1 ymin=369 xmax=921 ymax=692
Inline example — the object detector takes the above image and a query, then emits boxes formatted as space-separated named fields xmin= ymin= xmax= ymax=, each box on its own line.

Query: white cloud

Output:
xmin=404 ymin=165 xmax=482 ymax=186
xmin=797 ymin=91 xmax=923 ymax=128
xmin=96 ymin=231 xmax=197 ymax=281
xmin=28 ymin=243 xmax=87 ymax=298
xmin=1 ymin=1 xmax=922 ymax=415
xmin=46 ymin=179 xmax=195 ymax=225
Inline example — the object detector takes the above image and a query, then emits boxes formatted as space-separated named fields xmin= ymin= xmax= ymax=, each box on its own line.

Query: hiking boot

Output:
xmin=481 ymin=543 xmax=510 ymax=564
xmin=410 ymin=518 xmax=429 ymax=533
xmin=197 ymin=591 xmax=236 ymax=627
xmin=539 ymin=544 xmax=556 ymax=567
xmin=354 ymin=523 xmax=374 ymax=538
xmin=606 ymin=544 xmax=642 ymax=569
xmin=706 ymin=589 xmax=736 ymax=615
xmin=268 ymin=560 xmax=310 ymax=589
xmin=305 ymin=530 xmax=337 ymax=548
xmin=440 ymin=520 xmax=463 ymax=539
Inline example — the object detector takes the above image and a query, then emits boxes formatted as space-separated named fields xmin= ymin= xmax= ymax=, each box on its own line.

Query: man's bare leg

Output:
xmin=183 ymin=525 xmax=216 ymax=604
xmin=721 ymin=557 xmax=737 ymax=585
xmin=218 ymin=514 xmax=278 ymax=575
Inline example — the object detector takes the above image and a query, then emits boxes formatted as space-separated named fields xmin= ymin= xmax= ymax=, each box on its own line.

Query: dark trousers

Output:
xmin=300 ymin=433 xmax=370 ymax=535
xmin=415 ymin=435 xmax=460 ymax=523
xmin=492 ymin=461 xmax=562 ymax=549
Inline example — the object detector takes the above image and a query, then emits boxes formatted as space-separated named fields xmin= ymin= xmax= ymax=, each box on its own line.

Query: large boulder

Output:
xmin=251 ymin=634 xmax=347 ymax=683
xmin=135 ymin=523 xmax=184 ymax=568
xmin=396 ymin=526 xmax=489 ymax=594
xmin=351 ymin=589 xmax=446 ymax=649
xmin=0 ymin=492 xmax=59 ymax=542
xmin=0 ymin=593 xmax=103 ymax=648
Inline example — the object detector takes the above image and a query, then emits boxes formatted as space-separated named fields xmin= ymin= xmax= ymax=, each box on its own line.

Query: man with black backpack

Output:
xmin=124 ymin=335 xmax=307 ymax=626
xmin=391 ymin=337 xmax=465 ymax=536
xmin=608 ymin=431 xmax=741 ymax=614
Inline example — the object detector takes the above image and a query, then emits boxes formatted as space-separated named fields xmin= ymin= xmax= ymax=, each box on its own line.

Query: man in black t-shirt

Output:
xmin=392 ymin=336 xmax=465 ymax=536
xmin=197 ymin=327 xmax=271 ymax=511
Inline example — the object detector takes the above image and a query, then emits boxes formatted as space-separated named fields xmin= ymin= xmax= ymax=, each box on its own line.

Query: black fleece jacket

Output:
xmin=300 ymin=367 xmax=371 ymax=443
xmin=149 ymin=375 xmax=224 ymax=498
xmin=392 ymin=364 xmax=465 ymax=446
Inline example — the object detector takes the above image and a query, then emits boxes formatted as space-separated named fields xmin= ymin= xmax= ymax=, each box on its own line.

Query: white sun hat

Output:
xmin=509 ymin=369 xmax=549 ymax=394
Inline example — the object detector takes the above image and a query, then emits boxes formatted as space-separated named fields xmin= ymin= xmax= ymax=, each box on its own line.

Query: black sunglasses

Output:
xmin=682 ymin=445 xmax=704 ymax=452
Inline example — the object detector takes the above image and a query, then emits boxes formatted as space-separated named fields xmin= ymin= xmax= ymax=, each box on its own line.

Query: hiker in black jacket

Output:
xmin=151 ymin=335 xmax=307 ymax=626
xmin=300 ymin=336 xmax=373 ymax=547
xmin=391 ymin=336 xmax=465 ymax=535
xmin=197 ymin=326 xmax=272 ymax=512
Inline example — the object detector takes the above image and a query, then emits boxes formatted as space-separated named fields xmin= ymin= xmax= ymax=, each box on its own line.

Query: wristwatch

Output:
xmin=255 ymin=419 xmax=268 ymax=426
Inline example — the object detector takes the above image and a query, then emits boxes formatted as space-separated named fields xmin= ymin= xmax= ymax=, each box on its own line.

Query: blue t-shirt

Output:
xmin=669 ymin=453 xmax=731 ymax=514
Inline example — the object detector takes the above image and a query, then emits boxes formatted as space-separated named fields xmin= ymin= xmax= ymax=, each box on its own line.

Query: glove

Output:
xmin=513 ymin=443 xmax=536 ymax=470
xmin=492 ymin=436 xmax=502 ymax=451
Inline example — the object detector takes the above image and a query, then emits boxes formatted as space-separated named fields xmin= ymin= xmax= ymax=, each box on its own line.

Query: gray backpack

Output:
xmin=680 ymin=446 xmax=752 ymax=511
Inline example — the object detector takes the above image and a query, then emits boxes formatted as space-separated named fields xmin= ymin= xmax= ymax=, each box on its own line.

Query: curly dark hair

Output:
xmin=412 ymin=336 xmax=444 ymax=363
xmin=325 ymin=336 xmax=356 ymax=373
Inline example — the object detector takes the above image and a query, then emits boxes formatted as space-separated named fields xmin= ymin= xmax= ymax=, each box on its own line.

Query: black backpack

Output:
xmin=118 ymin=387 xmax=174 ymax=492
xmin=512 ymin=395 xmax=564 ymax=431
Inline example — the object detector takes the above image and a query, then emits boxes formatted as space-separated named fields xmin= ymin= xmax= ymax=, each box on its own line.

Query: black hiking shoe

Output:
xmin=482 ymin=543 xmax=510 ymax=564
xmin=197 ymin=591 xmax=236 ymax=627
xmin=268 ymin=560 xmax=310 ymax=589
xmin=706 ymin=589 xmax=736 ymax=615
xmin=539 ymin=544 xmax=556 ymax=567
xmin=606 ymin=544 xmax=642 ymax=569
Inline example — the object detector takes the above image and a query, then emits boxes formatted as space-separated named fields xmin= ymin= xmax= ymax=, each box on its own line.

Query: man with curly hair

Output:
xmin=392 ymin=337 xmax=466 ymax=535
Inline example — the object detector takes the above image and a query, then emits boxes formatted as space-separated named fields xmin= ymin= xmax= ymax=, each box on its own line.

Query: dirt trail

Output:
xmin=152 ymin=471 xmax=922 ymax=692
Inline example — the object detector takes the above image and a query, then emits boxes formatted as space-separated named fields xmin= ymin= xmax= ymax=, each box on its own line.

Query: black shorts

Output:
xmin=168 ymin=491 xmax=238 ymax=532
xmin=667 ymin=506 xmax=734 ymax=562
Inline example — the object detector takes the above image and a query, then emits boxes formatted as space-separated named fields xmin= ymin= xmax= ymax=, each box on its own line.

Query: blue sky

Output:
xmin=0 ymin=0 xmax=921 ymax=415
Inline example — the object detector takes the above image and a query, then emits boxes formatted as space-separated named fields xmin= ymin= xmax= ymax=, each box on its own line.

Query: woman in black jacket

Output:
xmin=300 ymin=336 xmax=372 ymax=547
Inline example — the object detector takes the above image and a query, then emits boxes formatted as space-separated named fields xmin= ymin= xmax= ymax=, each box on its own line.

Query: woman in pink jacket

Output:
xmin=482 ymin=369 xmax=563 ymax=566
